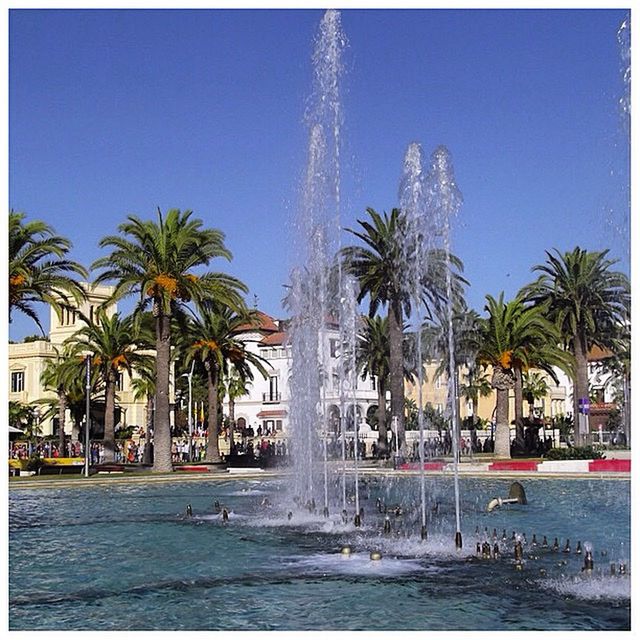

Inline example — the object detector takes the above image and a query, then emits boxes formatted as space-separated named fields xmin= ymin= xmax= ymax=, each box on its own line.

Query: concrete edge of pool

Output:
xmin=8 ymin=467 xmax=630 ymax=490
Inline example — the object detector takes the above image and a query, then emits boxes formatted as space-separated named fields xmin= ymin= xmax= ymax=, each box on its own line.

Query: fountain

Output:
xmin=8 ymin=9 xmax=631 ymax=633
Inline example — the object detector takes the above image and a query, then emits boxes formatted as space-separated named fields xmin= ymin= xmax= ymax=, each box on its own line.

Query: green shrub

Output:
xmin=26 ymin=454 xmax=45 ymax=472
xmin=543 ymin=446 xmax=605 ymax=461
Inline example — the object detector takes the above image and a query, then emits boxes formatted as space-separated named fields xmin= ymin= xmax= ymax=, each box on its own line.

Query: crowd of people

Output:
xmin=9 ymin=440 xmax=86 ymax=460
xmin=229 ymin=438 xmax=288 ymax=460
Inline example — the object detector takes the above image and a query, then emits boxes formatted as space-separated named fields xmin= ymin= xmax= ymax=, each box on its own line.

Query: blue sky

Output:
xmin=9 ymin=8 xmax=630 ymax=340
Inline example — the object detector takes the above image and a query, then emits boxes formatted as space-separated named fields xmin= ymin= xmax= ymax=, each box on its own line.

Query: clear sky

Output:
xmin=9 ymin=8 xmax=630 ymax=340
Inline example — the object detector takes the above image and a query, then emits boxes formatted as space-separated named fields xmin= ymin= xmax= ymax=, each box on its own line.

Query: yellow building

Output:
xmin=8 ymin=283 xmax=167 ymax=439
xmin=406 ymin=361 xmax=569 ymax=428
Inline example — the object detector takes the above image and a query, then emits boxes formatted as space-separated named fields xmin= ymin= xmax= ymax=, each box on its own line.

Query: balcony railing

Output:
xmin=262 ymin=392 xmax=281 ymax=403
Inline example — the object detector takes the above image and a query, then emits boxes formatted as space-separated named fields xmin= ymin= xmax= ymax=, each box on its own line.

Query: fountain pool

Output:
xmin=9 ymin=476 xmax=630 ymax=630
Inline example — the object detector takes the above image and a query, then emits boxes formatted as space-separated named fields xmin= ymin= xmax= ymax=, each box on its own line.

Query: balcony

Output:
xmin=262 ymin=392 xmax=281 ymax=404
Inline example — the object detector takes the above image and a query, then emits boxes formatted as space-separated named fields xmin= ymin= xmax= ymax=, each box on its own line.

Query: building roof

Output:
xmin=234 ymin=311 xmax=280 ymax=334
xmin=260 ymin=331 xmax=288 ymax=346
xmin=256 ymin=409 xmax=288 ymax=418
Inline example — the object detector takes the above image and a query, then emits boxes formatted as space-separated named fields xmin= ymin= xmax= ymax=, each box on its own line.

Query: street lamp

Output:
xmin=84 ymin=353 xmax=91 ymax=477
xmin=181 ymin=361 xmax=195 ymax=462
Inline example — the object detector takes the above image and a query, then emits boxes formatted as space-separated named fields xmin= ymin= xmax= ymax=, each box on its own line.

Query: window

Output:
xmin=276 ymin=420 xmax=282 ymax=431
xmin=11 ymin=371 xmax=25 ymax=393
xmin=435 ymin=375 xmax=442 ymax=390
xmin=115 ymin=373 xmax=124 ymax=391
xmin=61 ymin=307 xmax=77 ymax=326
xmin=371 ymin=377 xmax=376 ymax=391
xmin=329 ymin=339 xmax=339 ymax=358
xmin=269 ymin=376 xmax=279 ymax=401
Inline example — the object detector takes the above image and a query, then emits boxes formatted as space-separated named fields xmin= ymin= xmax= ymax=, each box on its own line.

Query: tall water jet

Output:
xmin=425 ymin=145 xmax=463 ymax=547
xmin=617 ymin=16 xmax=630 ymax=130
xmin=288 ymin=10 xmax=347 ymax=508
xmin=341 ymin=275 xmax=360 ymax=520
xmin=398 ymin=141 xmax=430 ymax=538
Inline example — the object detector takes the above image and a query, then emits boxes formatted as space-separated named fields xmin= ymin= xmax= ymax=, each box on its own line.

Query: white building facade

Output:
xmin=223 ymin=313 xmax=380 ymax=443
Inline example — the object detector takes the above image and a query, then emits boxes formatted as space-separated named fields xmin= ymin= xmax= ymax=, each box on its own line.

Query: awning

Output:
xmin=9 ymin=426 xmax=24 ymax=434
xmin=256 ymin=410 xmax=288 ymax=418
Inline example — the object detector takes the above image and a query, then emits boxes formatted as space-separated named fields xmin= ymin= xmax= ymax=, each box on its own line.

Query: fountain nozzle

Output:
xmin=455 ymin=531 xmax=463 ymax=549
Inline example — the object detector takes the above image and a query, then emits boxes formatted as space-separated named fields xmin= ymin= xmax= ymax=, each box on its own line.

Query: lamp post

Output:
xmin=84 ymin=353 xmax=91 ymax=478
xmin=181 ymin=361 xmax=195 ymax=462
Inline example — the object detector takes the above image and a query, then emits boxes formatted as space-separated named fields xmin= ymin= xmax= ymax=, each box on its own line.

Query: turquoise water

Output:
xmin=9 ymin=476 xmax=630 ymax=630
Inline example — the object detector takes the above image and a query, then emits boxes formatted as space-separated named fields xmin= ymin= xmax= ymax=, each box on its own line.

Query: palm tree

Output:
xmin=186 ymin=305 xmax=268 ymax=464
xmin=459 ymin=365 xmax=492 ymax=423
xmin=40 ymin=346 xmax=93 ymax=454
xmin=226 ymin=367 xmax=251 ymax=453
xmin=131 ymin=363 xmax=157 ymax=465
xmin=9 ymin=211 xmax=87 ymax=332
xmin=9 ymin=401 xmax=42 ymax=452
xmin=356 ymin=315 xmax=391 ymax=455
xmin=522 ymin=247 xmax=630 ymax=446
xmin=343 ymin=207 xmax=465 ymax=451
xmin=67 ymin=310 xmax=153 ymax=462
xmin=92 ymin=208 xmax=246 ymax=472
xmin=598 ymin=331 xmax=630 ymax=445
xmin=522 ymin=371 xmax=549 ymax=419
xmin=474 ymin=293 xmax=569 ymax=458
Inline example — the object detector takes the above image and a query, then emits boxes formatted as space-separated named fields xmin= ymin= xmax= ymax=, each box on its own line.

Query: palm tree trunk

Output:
xmin=472 ymin=396 xmax=479 ymax=421
xmin=205 ymin=367 xmax=222 ymax=463
xmin=153 ymin=310 xmax=173 ymax=472
xmin=573 ymin=332 xmax=590 ymax=447
xmin=143 ymin=394 xmax=154 ymax=465
xmin=388 ymin=300 xmax=405 ymax=450
xmin=494 ymin=387 xmax=511 ymax=458
xmin=513 ymin=365 xmax=525 ymax=450
xmin=377 ymin=378 xmax=388 ymax=455
xmin=492 ymin=366 xmax=514 ymax=458
xmin=103 ymin=376 xmax=116 ymax=463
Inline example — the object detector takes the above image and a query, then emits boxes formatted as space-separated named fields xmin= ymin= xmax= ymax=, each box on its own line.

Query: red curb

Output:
xmin=489 ymin=461 xmax=539 ymax=471
xmin=588 ymin=459 xmax=630 ymax=472
xmin=174 ymin=466 xmax=210 ymax=472
xmin=398 ymin=462 xmax=446 ymax=471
